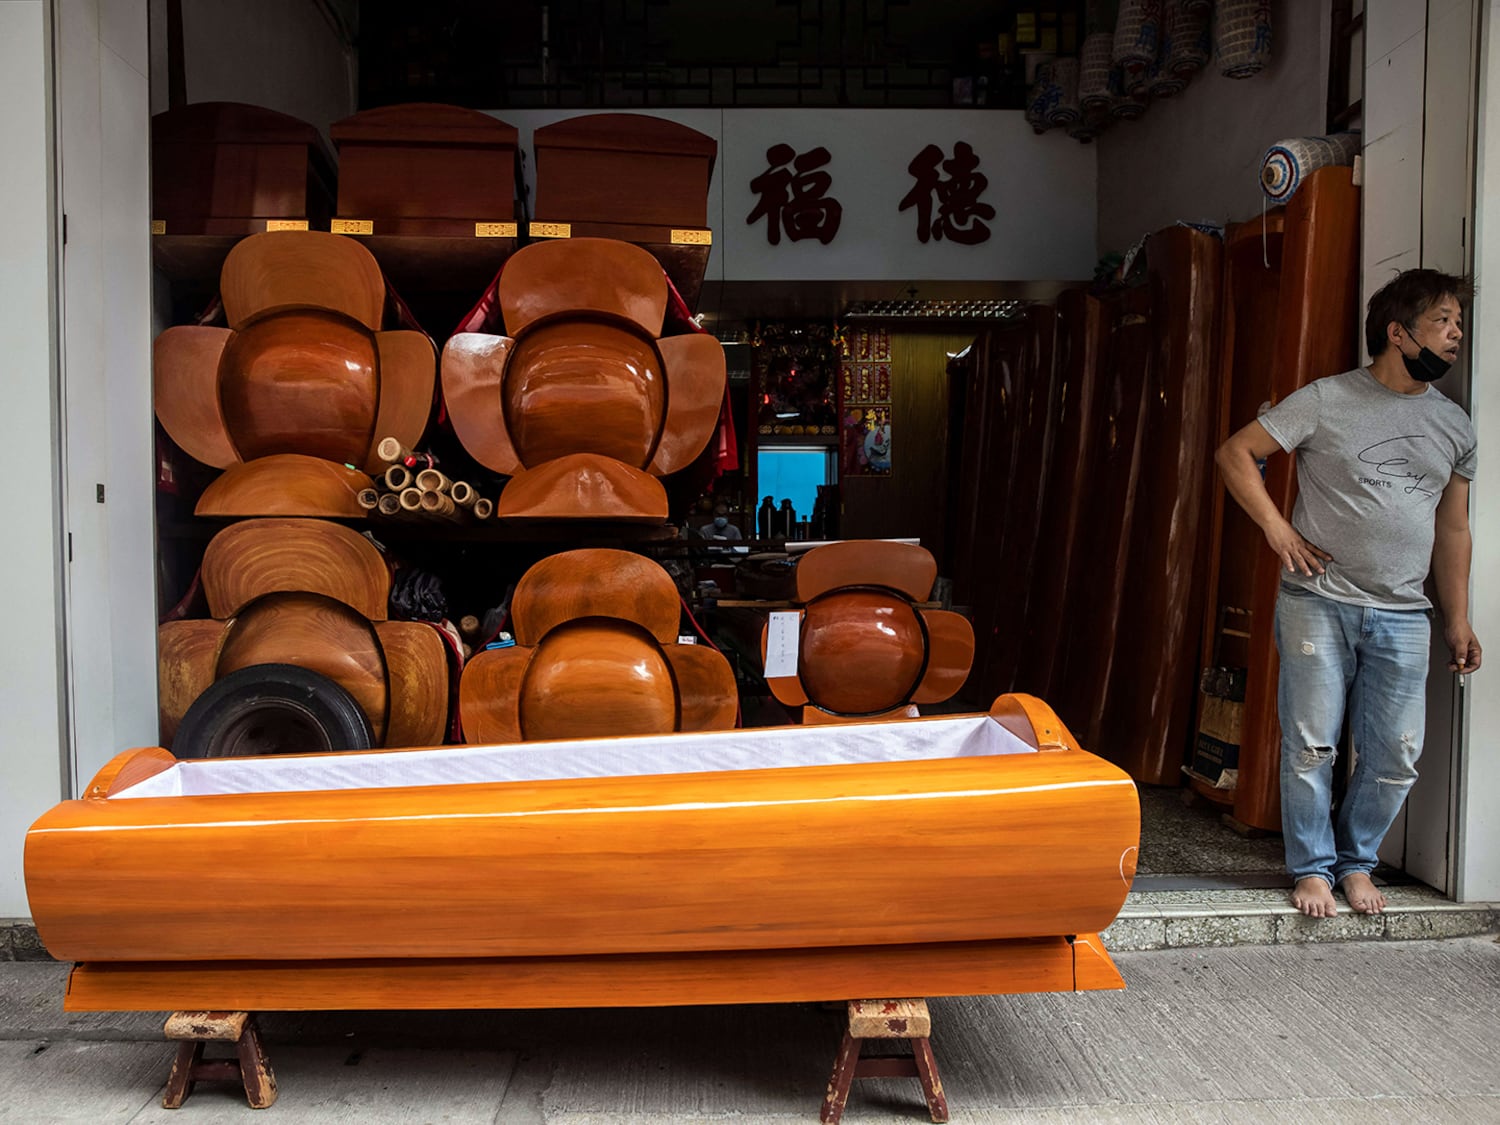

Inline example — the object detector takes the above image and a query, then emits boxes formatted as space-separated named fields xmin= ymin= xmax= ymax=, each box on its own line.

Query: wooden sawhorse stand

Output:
xmin=821 ymin=998 xmax=948 ymax=1123
xmin=161 ymin=1010 xmax=277 ymax=1109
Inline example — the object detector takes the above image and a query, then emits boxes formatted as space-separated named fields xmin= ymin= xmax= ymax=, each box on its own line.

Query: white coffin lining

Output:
xmin=112 ymin=715 xmax=1034 ymax=799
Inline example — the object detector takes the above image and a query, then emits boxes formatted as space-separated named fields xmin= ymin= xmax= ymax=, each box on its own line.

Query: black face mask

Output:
xmin=1401 ymin=345 xmax=1452 ymax=383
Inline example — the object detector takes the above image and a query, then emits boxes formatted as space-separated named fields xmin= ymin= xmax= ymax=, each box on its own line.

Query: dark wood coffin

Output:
xmin=151 ymin=102 xmax=335 ymax=235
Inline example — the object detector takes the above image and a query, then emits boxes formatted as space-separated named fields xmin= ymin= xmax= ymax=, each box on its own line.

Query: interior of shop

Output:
xmin=142 ymin=0 xmax=1383 ymax=893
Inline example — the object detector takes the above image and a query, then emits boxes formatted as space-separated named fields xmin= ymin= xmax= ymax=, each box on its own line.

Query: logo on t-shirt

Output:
xmin=1356 ymin=436 xmax=1436 ymax=497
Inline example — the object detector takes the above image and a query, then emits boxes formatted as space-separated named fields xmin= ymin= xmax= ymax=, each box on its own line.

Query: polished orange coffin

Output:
xmin=25 ymin=695 xmax=1138 ymax=1011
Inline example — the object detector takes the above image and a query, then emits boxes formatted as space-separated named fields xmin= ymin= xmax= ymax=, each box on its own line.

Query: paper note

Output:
xmin=763 ymin=611 xmax=802 ymax=678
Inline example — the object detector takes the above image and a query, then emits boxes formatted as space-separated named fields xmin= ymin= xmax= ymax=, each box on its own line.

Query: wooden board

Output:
xmin=496 ymin=454 xmax=669 ymax=523
xmin=647 ymin=333 xmax=728 ymax=475
xmin=220 ymin=230 xmax=385 ymax=332
xmin=62 ymin=934 xmax=1119 ymax=1012
xmin=458 ymin=647 xmax=529 ymax=744
xmin=375 ymin=621 xmax=450 ymax=749
xmin=510 ymin=549 xmax=681 ymax=645
xmin=195 ymin=454 xmax=371 ymax=519
xmin=911 ymin=610 xmax=976 ymax=705
xmin=663 ymin=644 xmax=739 ymax=731
xmin=366 ymin=331 xmax=437 ymax=476
xmin=440 ymin=333 xmax=520 ymax=475
xmin=795 ymin=540 xmax=937 ymax=603
xmin=153 ymin=326 xmax=237 ymax=469
xmin=499 ymin=237 xmax=667 ymax=339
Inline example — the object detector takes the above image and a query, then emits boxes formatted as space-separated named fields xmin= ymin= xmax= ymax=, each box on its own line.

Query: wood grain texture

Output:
xmin=511 ymin=548 xmax=681 ymax=645
xmin=1014 ymin=289 xmax=1107 ymax=703
xmin=662 ymin=643 xmax=738 ymax=731
xmin=799 ymin=591 xmax=927 ymax=715
xmin=1070 ymin=933 xmax=1127 ymax=991
xmin=520 ymin=621 xmax=679 ymax=740
xmin=496 ymin=453 xmax=669 ymax=522
xmin=458 ymin=646 xmax=530 ymax=744
xmin=499 ymin=237 xmax=667 ymax=339
xmin=989 ymin=692 xmax=1078 ymax=752
xmin=61 ymin=934 xmax=1096 ymax=1012
xmin=26 ymin=737 xmax=1139 ymax=961
xmin=440 ymin=333 xmax=521 ymax=474
xmin=195 ymin=454 xmax=371 ymax=518
xmin=217 ymin=592 xmax=388 ymax=743
xmin=504 ymin=320 xmax=664 ymax=468
xmin=153 ymin=326 xmax=238 ymax=468
xmin=1236 ymin=167 xmax=1361 ymax=832
xmin=217 ymin=310 xmax=379 ymax=465
xmin=911 ymin=609 xmax=976 ymax=705
xmin=157 ymin=620 xmax=225 ymax=747
xmin=374 ymin=621 xmax=450 ymax=748
xmin=220 ymin=230 xmax=384 ymax=331
xmin=801 ymin=704 xmax=919 ymax=725
xmin=534 ymin=114 xmax=717 ymax=229
xmin=201 ymin=518 xmax=389 ymax=621
xmin=365 ymin=330 xmax=436 ymax=475
xmin=795 ymin=540 xmax=937 ymax=603
xmin=1100 ymin=225 xmax=1223 ymax=785
xmin=81 ymin=747 xmax=177 ymax=800
xmin=648 ymin=333 xmax=727 ymax=475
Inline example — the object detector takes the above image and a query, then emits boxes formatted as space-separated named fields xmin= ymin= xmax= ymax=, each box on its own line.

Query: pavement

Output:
xmin=2 ymin=934 xmax=1499 ymax=1124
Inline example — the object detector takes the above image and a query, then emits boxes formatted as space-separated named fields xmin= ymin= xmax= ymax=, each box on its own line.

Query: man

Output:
xmin=1215 ymin=269 xmax=1481 ymax=919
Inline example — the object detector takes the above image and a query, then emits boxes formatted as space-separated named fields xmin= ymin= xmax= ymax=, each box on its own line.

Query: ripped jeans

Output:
xmin=1275 ymin=584 xmax=1430 ymax=888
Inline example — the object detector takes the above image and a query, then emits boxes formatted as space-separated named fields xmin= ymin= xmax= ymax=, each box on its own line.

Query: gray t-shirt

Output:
xmin=1258 ymin=367 xmax=1477 ymax=610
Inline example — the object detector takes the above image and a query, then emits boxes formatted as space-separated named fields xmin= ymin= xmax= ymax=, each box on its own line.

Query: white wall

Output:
xmin=1095 ymin=0 xmax=1332 ymax=252
xmin=1459 ymin=0 xmax=1500 ymax=903
xmin=147 ymin=0 xmax=356 ymax=132
xmin=0 ymin=1 xmax=69 ymax=918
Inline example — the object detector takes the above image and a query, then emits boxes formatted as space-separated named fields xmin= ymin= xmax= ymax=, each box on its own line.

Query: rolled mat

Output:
xmin=1260 ymin=133 xmax=1361 ymax=203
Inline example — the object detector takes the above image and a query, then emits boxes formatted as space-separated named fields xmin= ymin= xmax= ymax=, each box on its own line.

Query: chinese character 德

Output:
xmin=747 ymin=143 xmax=843 ymax=246
xmin=899 ymin=141 xmax=995 ymax=245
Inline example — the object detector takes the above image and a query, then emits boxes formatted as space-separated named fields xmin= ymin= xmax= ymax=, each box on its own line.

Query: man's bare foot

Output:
xmin=1340 ymin=872 xmax=1388 ymax=914
xmin=1291 ymin=877 xmax=1338 ymax=918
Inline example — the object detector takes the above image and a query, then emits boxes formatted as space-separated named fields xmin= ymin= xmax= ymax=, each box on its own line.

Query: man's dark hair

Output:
xmin=1365 ymin=268 xmax=1475 ymax=357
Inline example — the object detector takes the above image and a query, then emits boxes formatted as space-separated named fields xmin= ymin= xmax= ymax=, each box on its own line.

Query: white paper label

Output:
xmin=763 ymin=611 xmax=802 ymax=678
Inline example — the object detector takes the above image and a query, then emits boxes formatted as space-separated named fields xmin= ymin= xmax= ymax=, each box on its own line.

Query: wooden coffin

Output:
xmin=152 ymin=102 xmax=336 ymax=236
xmin=1098 ymin=225 xmax=1223 ymax=785
xmin=531 ymin=114 xmax=717 ymax=309
xmin=25 ymin=695 xmax=1139 ymax=1012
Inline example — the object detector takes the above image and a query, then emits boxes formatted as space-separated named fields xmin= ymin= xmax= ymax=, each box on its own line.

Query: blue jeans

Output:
xmin=1275 ymin=585 xmax=1430 ymax=887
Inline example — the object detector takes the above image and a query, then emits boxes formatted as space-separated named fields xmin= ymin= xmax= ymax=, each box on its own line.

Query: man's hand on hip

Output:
xmin=1263 ymin=517 xmax=1333 ymax=577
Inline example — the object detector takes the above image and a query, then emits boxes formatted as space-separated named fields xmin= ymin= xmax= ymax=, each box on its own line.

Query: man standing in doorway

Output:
xmin=1216 ymin=269 xmax=1481 ymax=918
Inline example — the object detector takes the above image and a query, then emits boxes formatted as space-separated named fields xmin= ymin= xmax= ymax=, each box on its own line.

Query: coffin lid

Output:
xmin=151 ymin=102 xmax=333 ymax=160
xmin=331 ymin=103 xmax=519 ymax=149
xmin=535 ymin=113 xmax=717 ymax=166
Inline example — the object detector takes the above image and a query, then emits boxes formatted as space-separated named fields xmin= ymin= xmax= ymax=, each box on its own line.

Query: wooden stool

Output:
xmin=821 ymin=998 xmax=948 ymax=1124
xmin=161 ymin=1010 xmax=277 ymax=1109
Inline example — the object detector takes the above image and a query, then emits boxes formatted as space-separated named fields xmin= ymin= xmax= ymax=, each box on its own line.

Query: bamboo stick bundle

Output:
xmin=376 ymin=436 xmax=414 ymax=465
xmin=357 ymin=488 xmax=380 ymax=511
xmin=449 ymin=481 xmax=477 ymax=508
xmin=415 ymin=468 xmax=453 ymax=494
xmin=377 ymin=493 xmax=402 ymax=518
xmin=383 ymin=465 xmax=413 ymax=492
xmin=399 ymin=487 xmax=425 ymax=515
xmin=473 ymin=498 xmax=494 ymax=520
xmin=420 ymin=490 xmax=458 ymax=519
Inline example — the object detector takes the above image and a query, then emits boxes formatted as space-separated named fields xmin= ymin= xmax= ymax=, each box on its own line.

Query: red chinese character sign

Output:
xmin=900 ymin=141 xmax=996 ymax=244
xmin=839 ymin=327 xmax=893 ymax=477
xmin=746 ymin=144 xmax=843 ymax=245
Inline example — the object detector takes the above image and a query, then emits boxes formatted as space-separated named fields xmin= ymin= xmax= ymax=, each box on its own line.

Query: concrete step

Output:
xmin=1105 ymin=882 xmax=1500 ymax=951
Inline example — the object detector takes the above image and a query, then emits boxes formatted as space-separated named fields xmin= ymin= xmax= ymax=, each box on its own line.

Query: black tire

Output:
xmin=173 ymin=663 xmax=376 ymax=759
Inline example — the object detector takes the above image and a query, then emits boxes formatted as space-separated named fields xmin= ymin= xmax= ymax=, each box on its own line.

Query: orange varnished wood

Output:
xmin=911 ymin=610 xmax=976 ymax=704
xmin=662 ymin=644 xmax=739 ymax=732
xmin=365 ymin=331 xmax=437 ymax=475
xmin=25 ymin=737 xmax=1139 ymax=962
xmin=61 ymin=935 xmax=1097 ymax=1012
xmin=647 ymin=333 xmax=728 ymax=475
xmin=504 ymin=319 xmax=665 ymax=468
xmin=217 ymin=593 xmax=388 ymax=743
xmin=439 ymin=333 xmax=521 ymax=475
xmin=220 ymin=230 xmax=384 ymax=331
xmin=511 ymin=549 xmax=681 ymax=646
xmin=521 ymin=621 xmax=679 ymax=740
xmin=81 ymin=747 xmax=177 ymax=800
xmin=802 ymin=704 xmax=919 ymax=725
xmin=217 ymin=310 xmax=379 ymax=465
xmin=496 ymin=454 xmax=668 ymax=522
xmin=195 ymin=454 xmax=371 ymax=518
xmin=799 ymin=591 xmax=927 ymax=715
xmin=500 ymin=237 xmax=668 ymax=339
xmin=458 ymin=647 xmax=529 ymax=744
xmin=153 ymin=327 xmax=238 ymax=468
xmin=1071 ymin=933 xmax=1127 ymax=990
xmin=1100 ymin=225 xmax=1223 ymax=785
xmin=201 ymin=518 xmax=389 ymax=621
xmin=1236 ymin=166 xmax=1361 ymax=832
xmin=157 ymin=620 xmax=225 ymax=747
xmin=374 ymin=622 xmax=449 ymax=749
xmin=989 ymin=692 xmax=1079 ymax=752
xmin=795 ymin=540 xmax=937 ymax=603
